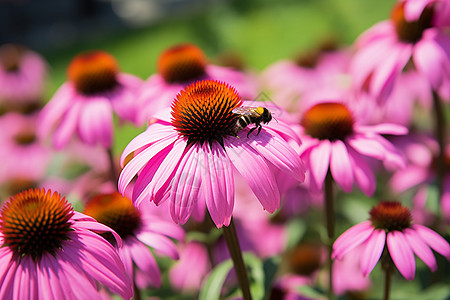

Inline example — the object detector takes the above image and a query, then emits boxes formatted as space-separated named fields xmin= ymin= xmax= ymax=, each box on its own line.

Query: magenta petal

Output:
xmin=360 ymin=229 xmax=386 ymax=276
xmin=78 ymin=98 xmax=113 ymax=148
xmin=136 ymin=231 xmax=179 ymax=260
xmin=201 ymin=143 xmax=234 ymax=228
xmin=309 ymin=140 xmax=331 ymax=190
xmin=412 ymin=224 xmax=450 ymax=260
xmin=330 ymin=140 xmax=354 ymax=192
xmin=52 ymin=100 xmax=82 ymax=149
xmin=389 ymin=166 xmax=430 ymax=193
xmin=169 ymin=145 xmax=202 ymax=225
xmin=248 ymin=130 xmax=305 ymax=182
xmin=225 ymin=137 xmax=280 ymax=214
xmin=354 ymin=123 xmax=408 ymax=135
xmin=387 ymin=231 xmax=416 ymax=280
xmin=75 ymin=219 xmax=123 ymax=248
xmin=404 ymin=228 xmax=437 ymax=271
xmin=0 ymin=252 xmax=17 ymax=300
xmin=129 ymin=239 xmax=162 ymax=287
xmin=347 ymin=135 xmax=386 ymax=160
xmin=347 ymin=148 xmax=376 ymax=196
xmin=39 ymin=255 xmax=65 ymax=299
xmin=414 ymin=36 xmax=448 ymax=89
xmin=119 ymin=136 xmax=176 ymax=196
xmin=120 ymin=124 xmax=177 ymax=166
xmin=333 ymin=221 xmax=373 ymax=260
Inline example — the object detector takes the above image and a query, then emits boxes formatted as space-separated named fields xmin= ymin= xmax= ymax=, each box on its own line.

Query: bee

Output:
xmin=231 ymin=106 xmax=273 ymax=137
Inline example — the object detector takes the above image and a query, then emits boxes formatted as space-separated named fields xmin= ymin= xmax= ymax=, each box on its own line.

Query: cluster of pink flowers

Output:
xmin=0 ymin=0 xmax=449 ymax=299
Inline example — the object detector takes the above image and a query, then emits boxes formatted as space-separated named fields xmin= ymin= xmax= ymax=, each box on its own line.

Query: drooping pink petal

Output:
xmin=389 ymin=166 xmax=431 ymax=193
xmin=201 ymin=143 xmax=234 ymax=228
xmin=63 ymin=231 xmax=132 ymax=299
xmin=333 ymin=221 xmax=374 ymax=260
xmin=414 ymin=32 xmax=450 ymax=89
xmin=119 ymin=124 xmax=177 ymax=166
xmin=78 ymin=97 xmax=113 ymax=148
xmin=128 ymin=238 xmax=162 ymax=287
xmin=330 ymin=140 xmax=354 ymax=192
xmin=75 ymin=218 xmax=122 ymax=248
xmin=347 ymin=135 xmax=387 ymax=160
xmin=347 ymin=148 xmax=376 ymax=196
xmin=136 ymin=231 xmax=179 ymax=260
xmin=412 ymin=224 xmax=450 ymax=259
xmin=360 ymin=229 xmax=386 ymax=276
xmin=387 ymin=231 xmax=416 ymax=280
xmin=248 ymin=129 xmax=305 ymax=182
xmin=354 ymin=123 xmax=408 ymax=135
xmin=0 ymin=252 xmax=17 ymax=300
xmin=118 ymin=244 xmax=134 ymax=285
xmin=118 ymin=135 xmax=176 ymax=195
xmin=131 ymin=145 xmax=173 ymax=207
xmin=141 ymin=219 xmax=185 ymax=240
xmin=404 ymin=228 xmax=437 ymax=271
xmin=169 ymin=144 xmax=202 ymax=225
xmin=149 ymin=139 xmax=186 ymax=205
xmin=39 ymin=255 xmax=65 ymax=300
xmin=308 ymin=140 xmax=331 ymax=190
xmin=52 ymin=100 xmax=83 ymax=149
xmin=225 ymin=137 xmax=280 ymax=214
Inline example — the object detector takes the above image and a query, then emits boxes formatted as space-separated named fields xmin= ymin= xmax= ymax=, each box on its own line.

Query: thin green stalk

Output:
xmin=107 ymin=147 xmax=118 ymax=184
xmin=324 ymin=171 xmax=335 ymax=300
xmin=222 ymin=218 xmax=252 ymax=300
xmin=381 ymin=247 xmax=393 ymax=300
xmin=432 ymin=91 xmax=446 ymax=205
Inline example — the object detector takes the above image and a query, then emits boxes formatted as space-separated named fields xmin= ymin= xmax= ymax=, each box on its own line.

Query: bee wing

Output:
xmin=232 ymin=106 xmax=258 ymax=116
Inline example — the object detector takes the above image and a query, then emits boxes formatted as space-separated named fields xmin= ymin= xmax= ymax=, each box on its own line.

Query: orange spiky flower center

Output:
xmin=0 ymin=188 xmax=73 ymax=260
xmin=158 ymin=44 xmax=208 ymax=83
xmin=301 ymin=102 xmax=354 ymax=140
xmin=0 ymin=44 xmax=24 ymax=72
xmin=67 ymin=50 xmax=119 ymax=95
xmin=370 ymin=201 xmax=412 ymax=232
xmin=171 ymin=80 xmax=242 ymax=147
xmin=83 ymin=192 xmax=141 ymax=244
xmin=391 ymin=2 xmax=434 ymax=44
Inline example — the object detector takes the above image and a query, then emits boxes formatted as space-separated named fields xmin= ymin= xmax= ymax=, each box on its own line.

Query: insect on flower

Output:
xmin=232 ymin=106 xmax=273 ymax=137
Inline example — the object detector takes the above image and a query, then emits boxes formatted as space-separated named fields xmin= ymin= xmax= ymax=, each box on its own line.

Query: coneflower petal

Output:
xmin=387 ymin=231 xmax=416 ymax=280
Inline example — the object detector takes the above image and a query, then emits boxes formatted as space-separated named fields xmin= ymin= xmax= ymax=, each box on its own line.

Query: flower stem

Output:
xmin=432 ymin=91 xmax=446 ymax=206
xmin=107 ymin=147 xmax=118 ymax=183
xmin=381 ymin=248 xmax=393 ymax=300
xmin=222 ymin=218 xmax=252 ymax=300
xmin=324 ymin=171 xmax=335 ymax=300
xmin=133 ymin=281 xmax=142 ymax=300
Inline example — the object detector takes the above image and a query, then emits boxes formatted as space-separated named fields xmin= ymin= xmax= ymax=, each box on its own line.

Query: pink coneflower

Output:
xmin=350 ymin=0 xmax=450 ymax=103
xmin=261 ymin=42 xmax=351 ymax=117
xmin=38 ymin=50 xmax=142 ymax=149
xmin=136 ymin=43 xmax=258 ymax=125
xmin=83 ymin=192 xmax=184 ymax=290
xmin=0 ymin=188 xmax=132 ymax=299
xmin=0 ymin=44 xmax=47 ymax=113
xmin=389 ymin=134 xmax=450 ymax=223
xmin=298 ymin=100 xmax=407 ymax=195
xmin=119 ymin=79 xmax=305 ymax=228
xmin=332 ymin=201 xmax=450 ymax=280
xmin=0 ymin=112 xmax=51 ymax=196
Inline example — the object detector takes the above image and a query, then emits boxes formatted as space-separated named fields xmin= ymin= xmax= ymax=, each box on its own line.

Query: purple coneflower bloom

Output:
xmin=333 ymin=201 xmax=450 ymax=280
xmin=298 ymin=99 xmax=407 ymax=195
xmin=0 ymin=188 xmax=132 ymax=299
xmin=83 ymin=192 xmax=184 ymax=289
xmin=0 ymin=113 xmax=51 ymax=193
xmin=389 ymin=133 xmax=450 ymax=223
xmin=350 ymin=0 xmax=450 ymax=103
xmin=0 ymin=44 xmax=47 ymax=112
xmin=261 ymin=42 xmax=351 ymax=117
xmin=38 ymin=50 xmax=142 ymax=149
xmin=136 ymin=43 xmax=258 ymax=125
xmin=119 ymin=79 xmax=305 ymax=228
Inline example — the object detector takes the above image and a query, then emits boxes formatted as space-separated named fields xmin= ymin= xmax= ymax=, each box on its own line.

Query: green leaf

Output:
xmin=199 ymin=258 xmax=233 ymax=300
xmin=244 ymin=253 xmax=265 ymax=300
